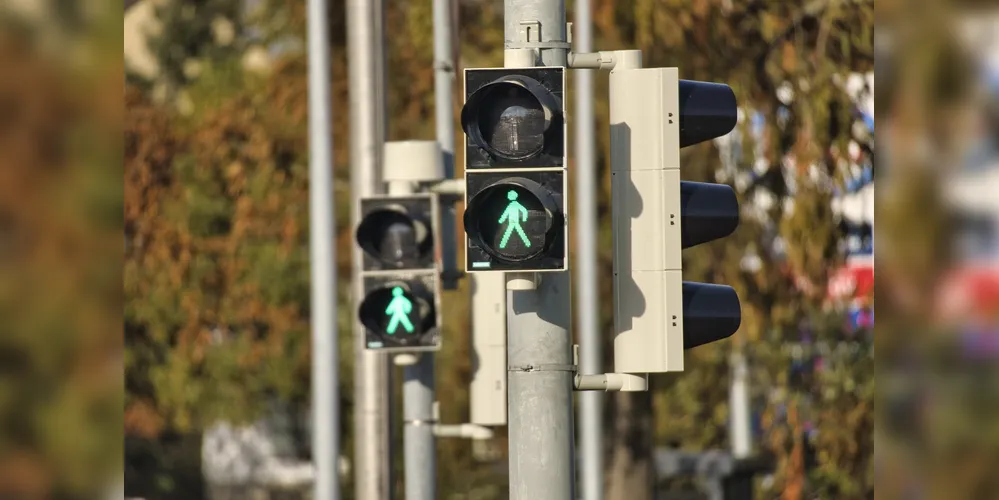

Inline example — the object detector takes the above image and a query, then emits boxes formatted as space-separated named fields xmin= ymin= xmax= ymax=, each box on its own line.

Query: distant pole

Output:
xmin=347 ymin=0 xmax=393 ymax=495
xmin=434 ymin=0 xmax=458 ymax=282
xmin=573 ymin=0 xmax=603 ymax=495
xmin=307 ymin=0 xmax=340 ymax=494
xmin=396 ymin=0 xmax=458 ymax=497
xmin=730 ymin=350 xmax=752 ymax=459
xmin=503 ymin=2 xmax=574 ymax=499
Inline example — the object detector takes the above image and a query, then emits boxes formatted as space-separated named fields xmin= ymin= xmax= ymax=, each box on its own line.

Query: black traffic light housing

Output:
xmin=461 ymin=66 xmax=568 ymax=273
xmin=678 ymin=79 xmax=743 ymax=350
xmin=356 ymin=194 xmax=442 ymax=352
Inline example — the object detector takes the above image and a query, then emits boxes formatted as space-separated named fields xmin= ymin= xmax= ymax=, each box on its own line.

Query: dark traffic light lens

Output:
xmin=359 ymin=285 xmax=430 ymax=344
xmin=356 ymin=209 xmax=429 ymax=268
xmin=469 ymin=184 xmax=551 ymax=262
xmin=476 ymin=84 xmax=546 ymax=159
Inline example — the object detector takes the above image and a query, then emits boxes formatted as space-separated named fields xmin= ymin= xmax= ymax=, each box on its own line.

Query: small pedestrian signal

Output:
xmin=385 ymin=286 xmax=415 ymax=334
xmin=498 ymin=190 xmax=531 ymax=249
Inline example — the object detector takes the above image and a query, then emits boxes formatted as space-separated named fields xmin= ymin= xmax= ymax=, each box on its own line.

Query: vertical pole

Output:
xmin=389 ymin=164 xmax=437 ymax=500
xmin=504 ymin=3 xmax=573 ymax=499
xmin=573 ymin=0 xmax=603 ymax=497
xmin=347 ymin=0 xmax=392 ymax=496
xmin=402 ymin=356 xmax=436 ymax=500
xmin=307 ymin=0 xmax=340 ymax=495
xmin=434 ymin=0 xmax=458 ymax=283
xmin=730 ymin=351 xmax=752 ymax=459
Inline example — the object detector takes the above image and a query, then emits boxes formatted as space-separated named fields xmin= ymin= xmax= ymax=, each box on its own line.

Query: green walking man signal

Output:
xmin=498 ymin=190 xmax=531 ymax=249
xmin=385 ymin=286 xmax=414 ymax=334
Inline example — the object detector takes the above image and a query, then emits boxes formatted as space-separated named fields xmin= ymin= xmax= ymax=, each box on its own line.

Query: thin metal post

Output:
xmin=384 ymin=174 xmax=438 ymax=500
xmin=433 ymin=0 xmax=458 ymax=285
xmin=572 ymin=0 xmax=603 ymax=496
xmin=730 ymin=351 xmax=752 ymax=459
xmin=307 ymin=0 xmax=340 ymax=494
xmin=403 ymin=355 xmax=436 ymax=500
xmin=347 ymin=0 xmax=392 ymax=495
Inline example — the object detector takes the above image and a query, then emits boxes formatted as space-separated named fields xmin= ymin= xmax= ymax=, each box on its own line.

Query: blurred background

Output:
xmin=4 ymin=0 xmax=999 ymax=498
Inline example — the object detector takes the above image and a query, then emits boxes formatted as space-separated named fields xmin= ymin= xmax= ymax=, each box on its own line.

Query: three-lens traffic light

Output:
xmin=461 ymin=67 xmax=568 ymax=272
xmin=356 ymin=195 xmax=442 ymax=352
xmin=610 ymin=67 xmax=742 ymax=374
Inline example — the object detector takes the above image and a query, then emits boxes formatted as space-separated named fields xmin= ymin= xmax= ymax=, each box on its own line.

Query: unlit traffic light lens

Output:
xmin=356 ymin=208 xmax=429 ymax=268
xmin=476 ymin=85 xmax=547 ymax=159
xmin=461 ymin=75 xmax=562 ymax=163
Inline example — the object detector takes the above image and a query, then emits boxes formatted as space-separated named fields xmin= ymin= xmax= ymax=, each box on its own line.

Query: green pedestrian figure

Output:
xmin=385 ymin=286 xmax=414 ymax=334
xmin=498 ymin=190 xmax=531 ymax=249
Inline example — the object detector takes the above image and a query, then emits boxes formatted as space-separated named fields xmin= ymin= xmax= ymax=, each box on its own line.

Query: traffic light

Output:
xmin=356 ymin=194 xmax=443 ymax=352
xmin=610 ymin=67 xmax=741 ymax=374
xmin=460 ymin=67 xmax=568 ymax=272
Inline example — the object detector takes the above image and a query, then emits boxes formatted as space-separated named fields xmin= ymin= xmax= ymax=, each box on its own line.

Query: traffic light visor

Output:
xmin=462 ymin=76 xmax=561 ymax=161
xmin=464 ymin=178 xmax=559 ymax=263
xmin=682 ymin=282 xmax=741 ymax=349
xmin=678 ymin=80 xmax=737 ymax=148
xmin=680 ymin=181 xmax=739 ymax=249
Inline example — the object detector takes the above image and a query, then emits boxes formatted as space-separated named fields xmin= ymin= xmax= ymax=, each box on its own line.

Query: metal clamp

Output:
xmin=404 ymin=418 xmax=439 ymax=426
xmin=509 ymin=363 xmax=578 ymax=373
xmin=506 ymin=20 xmax=572 ymax=51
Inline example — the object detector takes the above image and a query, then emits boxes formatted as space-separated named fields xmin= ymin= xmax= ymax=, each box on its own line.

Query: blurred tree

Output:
xmin=585 ymin=0 xmax=874 ymax=498
xmin=123 ymin=0 xmax=876 ymax=498
xmin=0 ymin=21 xmax=122 ymax=500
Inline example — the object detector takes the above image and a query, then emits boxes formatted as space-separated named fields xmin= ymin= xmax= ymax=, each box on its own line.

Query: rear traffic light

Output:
xmin=356 ymin=194 xmax=442 ymax=352
xmin=610 ymin=67 xmax=741 ymax=374
xmin=461 ymin=67 xmax=569 ymax=272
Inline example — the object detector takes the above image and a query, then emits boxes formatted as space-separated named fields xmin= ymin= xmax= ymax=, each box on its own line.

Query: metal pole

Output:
xmin=504 ymin=2 xmax=572 ymax=498
xmin=307 ymin=0 xmax=340 ymax=495
xmin=402 ymin=356 xmax=436 ymax=500
xmin=572 ymin=0 xmax=603 ymax=497
xmin=504 ymin=0 xmax=568 ymax=67
xmin=347 ymin=0 xmax=392 ymax=495
xmin=729 ymin=351 xmax=752 ymax=459
xmin=506 ymin=274 xmax=574 ymax=500
xmin=394 ymin=1 xmax=457 ymax=498
xmin=385 ymin=173 xmax=438 ymax=500
xmin=433 ymin=0 xmax=458 ymax=285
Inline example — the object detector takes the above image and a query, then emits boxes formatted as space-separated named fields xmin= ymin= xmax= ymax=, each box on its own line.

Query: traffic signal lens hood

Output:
xmin=680 ymin=181 xmax=740 ymax=249
xmin=682 ymin=282 xmax=742 ymax=349
xmin=678 ymin=80 xmax=738 ymax=148
xmin=461 ymin=75 xmax=562 ymax=161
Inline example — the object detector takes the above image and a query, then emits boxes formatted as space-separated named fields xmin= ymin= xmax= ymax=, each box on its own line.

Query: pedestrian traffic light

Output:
xmin=461 ymin=67 xmax=568 ymax=272
xmin=356 ymin=194 xmax=442 ymax=352
xmin=610 ymin=67 xmax=742 ymax=374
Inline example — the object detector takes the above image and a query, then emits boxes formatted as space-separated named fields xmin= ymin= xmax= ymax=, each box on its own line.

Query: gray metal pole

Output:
xmin=402 ymin=356 xmax=436 ymax=500
xmin=395 ymin=1 xmax=457 ymax=498
xmin=433 ymin=0 xmax=458 ymax=284
xmin=507 ymin=274 xmax=574 ymax=500
xmin=307 ymin=0 xmax=340 ymax=495
xmin=504 ymin=3 xmax=573 ymax=499
xmin=572 ymin=0 xmax=603 ymax=497
xmin=504 ymin=0 xmax=567 ymax=66
xmin=729 ymin=351 xmax=752 ymax=459
xmin=347 ymin=0 xmax=392 ymax=495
